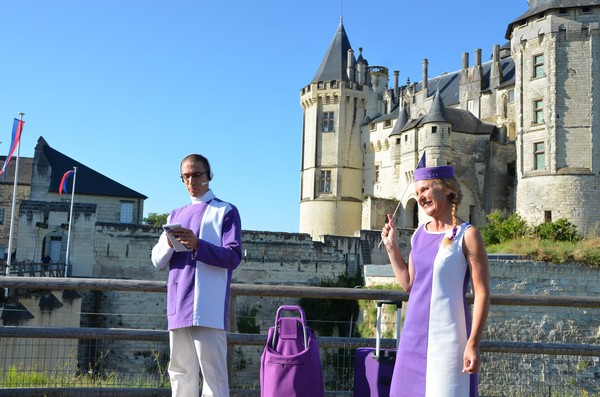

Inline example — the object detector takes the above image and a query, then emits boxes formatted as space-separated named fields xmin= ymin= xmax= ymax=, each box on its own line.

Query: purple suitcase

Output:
xmin=260 ymin=305 xmax=325 ymax=397
xmin=354 ymin=300 xmax=402 ymax=397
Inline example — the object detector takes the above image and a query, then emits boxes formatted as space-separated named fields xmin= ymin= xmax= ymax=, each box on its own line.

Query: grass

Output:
xmin=486 ymin=237 xmax=600 ymax=267
xmin=0 ymin=350 xmax=170 ymax=389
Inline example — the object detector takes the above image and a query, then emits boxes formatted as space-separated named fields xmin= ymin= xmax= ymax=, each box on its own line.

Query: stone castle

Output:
xmin=299 ymin=0 xmax=600 ymax=240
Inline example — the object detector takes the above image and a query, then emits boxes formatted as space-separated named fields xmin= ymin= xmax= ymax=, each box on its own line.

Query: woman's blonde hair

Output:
xmin=431 ymin=177 xmax=463 ymax=246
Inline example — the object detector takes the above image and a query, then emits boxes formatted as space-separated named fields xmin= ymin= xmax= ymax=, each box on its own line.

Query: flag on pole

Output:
xmin=416 ymin=151 xmax=426 ymax=169
xmin=0 ymin=118 xmax=25 ymax=177
xmin=59 ymin=169 xmax=75 ymax=195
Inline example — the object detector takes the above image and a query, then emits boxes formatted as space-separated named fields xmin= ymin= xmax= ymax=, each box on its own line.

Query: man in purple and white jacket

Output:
xmin=152 ymin=154 xmax=242 ymax=397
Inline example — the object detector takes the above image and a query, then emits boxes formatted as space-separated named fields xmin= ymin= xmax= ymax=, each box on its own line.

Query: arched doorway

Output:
xmin=404 ymin=198 xmax=419 ymax=229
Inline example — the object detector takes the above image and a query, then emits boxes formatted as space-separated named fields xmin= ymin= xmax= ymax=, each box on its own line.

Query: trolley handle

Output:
xmin=275 ymin=305 xmax=307 ymax=325
xmin=375 ymin=300 xmax=403 ymax=357
xmin=272 ymin=305 xmax=309 ymax=350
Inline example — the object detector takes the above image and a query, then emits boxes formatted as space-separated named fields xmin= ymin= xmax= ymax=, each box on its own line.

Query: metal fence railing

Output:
xmin=0 ymin=276 xmax=599 ymax=397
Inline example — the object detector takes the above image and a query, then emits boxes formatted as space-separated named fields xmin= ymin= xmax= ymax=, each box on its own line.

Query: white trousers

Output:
xmin=168 ymin=326 xmax=229 ymax=397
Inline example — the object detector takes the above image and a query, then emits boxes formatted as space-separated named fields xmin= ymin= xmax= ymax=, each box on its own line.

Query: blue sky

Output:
xmin=0 ymin=1 xmax=528 ymax=233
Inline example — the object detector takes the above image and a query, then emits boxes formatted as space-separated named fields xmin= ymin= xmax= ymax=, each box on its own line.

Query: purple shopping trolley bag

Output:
xmin=260 ymin=305 xmax=325 ymax=397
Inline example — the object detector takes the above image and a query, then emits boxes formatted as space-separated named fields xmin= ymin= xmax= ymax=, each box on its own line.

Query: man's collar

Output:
xmin=191 ymin=189 xmax=215 ymax=204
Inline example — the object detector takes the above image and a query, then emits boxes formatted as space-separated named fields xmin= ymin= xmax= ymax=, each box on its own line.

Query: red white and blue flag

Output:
xmin=59 ymin=169 xmax=75 ymax=195
xmin=0 ymin=118 xmax=25 ymax=177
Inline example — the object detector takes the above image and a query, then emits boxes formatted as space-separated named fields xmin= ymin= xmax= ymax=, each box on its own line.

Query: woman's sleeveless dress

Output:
xmin=390 ymin=222 xmax=478 ymax=397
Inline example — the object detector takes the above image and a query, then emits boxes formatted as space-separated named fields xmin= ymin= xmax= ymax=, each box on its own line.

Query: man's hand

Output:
xmin=170 ymin=228 xmax=199 ymax=250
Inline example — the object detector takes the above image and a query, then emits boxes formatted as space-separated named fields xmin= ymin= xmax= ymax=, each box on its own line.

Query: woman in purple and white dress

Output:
xmin=381 ymin=164 xmax=490 ymax=397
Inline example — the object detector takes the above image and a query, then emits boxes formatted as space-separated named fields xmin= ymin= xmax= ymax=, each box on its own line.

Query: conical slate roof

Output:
xmin=389 ymin=106 xmax=409 ymax=136
xmin=421 ymin=91 xmax=447 ymax=124
xmin=312 ymin=19 xmax=354 ymax=83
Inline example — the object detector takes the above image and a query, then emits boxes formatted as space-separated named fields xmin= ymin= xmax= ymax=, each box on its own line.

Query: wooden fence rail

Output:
xmin=2 ymin=276 xmax=600 ymax=307
xmin=1 ymin=276 xmax=599 ymax=397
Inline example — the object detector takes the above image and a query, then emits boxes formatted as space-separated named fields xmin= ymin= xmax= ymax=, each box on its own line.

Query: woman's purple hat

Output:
xmin=414 ymin=165 xmax=454 ymax=181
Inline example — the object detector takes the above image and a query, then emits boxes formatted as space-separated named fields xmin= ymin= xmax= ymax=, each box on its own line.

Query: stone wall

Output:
xmin=365 ymin=258 xmax=600 ymax=395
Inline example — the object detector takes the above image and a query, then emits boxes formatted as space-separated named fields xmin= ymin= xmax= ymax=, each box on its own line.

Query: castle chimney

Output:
xmin=394 ymin=70 xmax=399 ymax=101
xmin=460 ymin=52 xmax=470 ymax=85
xmin=422 ymin=59 xmax=428 ymax=92
xmin=490 ymin=44 xmax=503 ymax=89
xmin=347 ymin=48 xmax=355 ymax=82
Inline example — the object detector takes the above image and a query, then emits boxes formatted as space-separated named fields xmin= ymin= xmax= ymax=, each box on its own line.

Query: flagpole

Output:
xmin=4 ymin=112 xmax=24 ymax=297
xmin=65 ymin=167 xmax=77 ymax=277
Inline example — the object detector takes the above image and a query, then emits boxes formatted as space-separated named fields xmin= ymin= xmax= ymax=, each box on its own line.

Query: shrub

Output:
xmin=534 ymin=218 xmax=581 ymax=242
xmin=481 ymin=210 xmax=529 ymax=245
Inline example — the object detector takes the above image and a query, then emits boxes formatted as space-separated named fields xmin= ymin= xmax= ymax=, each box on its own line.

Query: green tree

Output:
xmin=144 ymin=212 xmax=168 ymax=226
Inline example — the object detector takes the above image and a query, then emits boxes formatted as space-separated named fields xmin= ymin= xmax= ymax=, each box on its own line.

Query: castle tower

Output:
xmin=509 ymin=1 xmax=600 ymax=234
xmin=419 ymin=91 xmax=453 ymax=166
xmin=299 ymin=20 xmax=368 ymax=239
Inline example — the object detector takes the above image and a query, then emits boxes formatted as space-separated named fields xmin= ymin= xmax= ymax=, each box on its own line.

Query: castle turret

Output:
xmin=419 ymin=91 xmax=452 ymax=166
xmin=299 ymin=20 xmax=366 ymax=240
xmin=510 ymin=0 xmax=600 ymax=234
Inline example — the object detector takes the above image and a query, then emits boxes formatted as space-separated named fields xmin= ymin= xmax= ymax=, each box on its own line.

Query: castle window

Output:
xmin=432 ymin=126 xmax=437 ymax=134
xmin=534 ymin=99 xmax=544 ymax=124
xmin=120 ymin=202 xmax=134 ymax=224
xmin=544 ymin=210 xmax=552 ymax=222
xmin=396 ymin=138 xmax=401 ymax=145
xmin=0 ymin=208 xmax=4 ymax=225
xmin=582 ymin=6 xmax=591 ymax=13
xmin=375 ymin=165 xmax=380 ymax=183
xmin=319 ymin=170 xmax=332 ymax=193
xmin=508 ymin=89 xmax=515 ymax=103
xmin=322 ymin=112 xmax=335 ymax=132
xmin=533 ymin=54 xmax=545 ymax=78
xmin=534 ymin=141 xmax=545 ymax=170
xmin=384 ymin=120 xmax=392 ymax=128
xmin=558 ymin=8 xmax=567 ymax=15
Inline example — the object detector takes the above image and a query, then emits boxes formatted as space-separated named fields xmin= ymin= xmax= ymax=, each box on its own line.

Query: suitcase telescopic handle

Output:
xmin=376 ymin=300 xmax=403 ymax=309
xmin=375 ymin=300 xmax=403 ymax=356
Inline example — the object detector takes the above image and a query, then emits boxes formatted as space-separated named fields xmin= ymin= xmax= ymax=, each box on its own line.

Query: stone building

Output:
xmin=300 ymin=0 xmax=600 ymax=240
